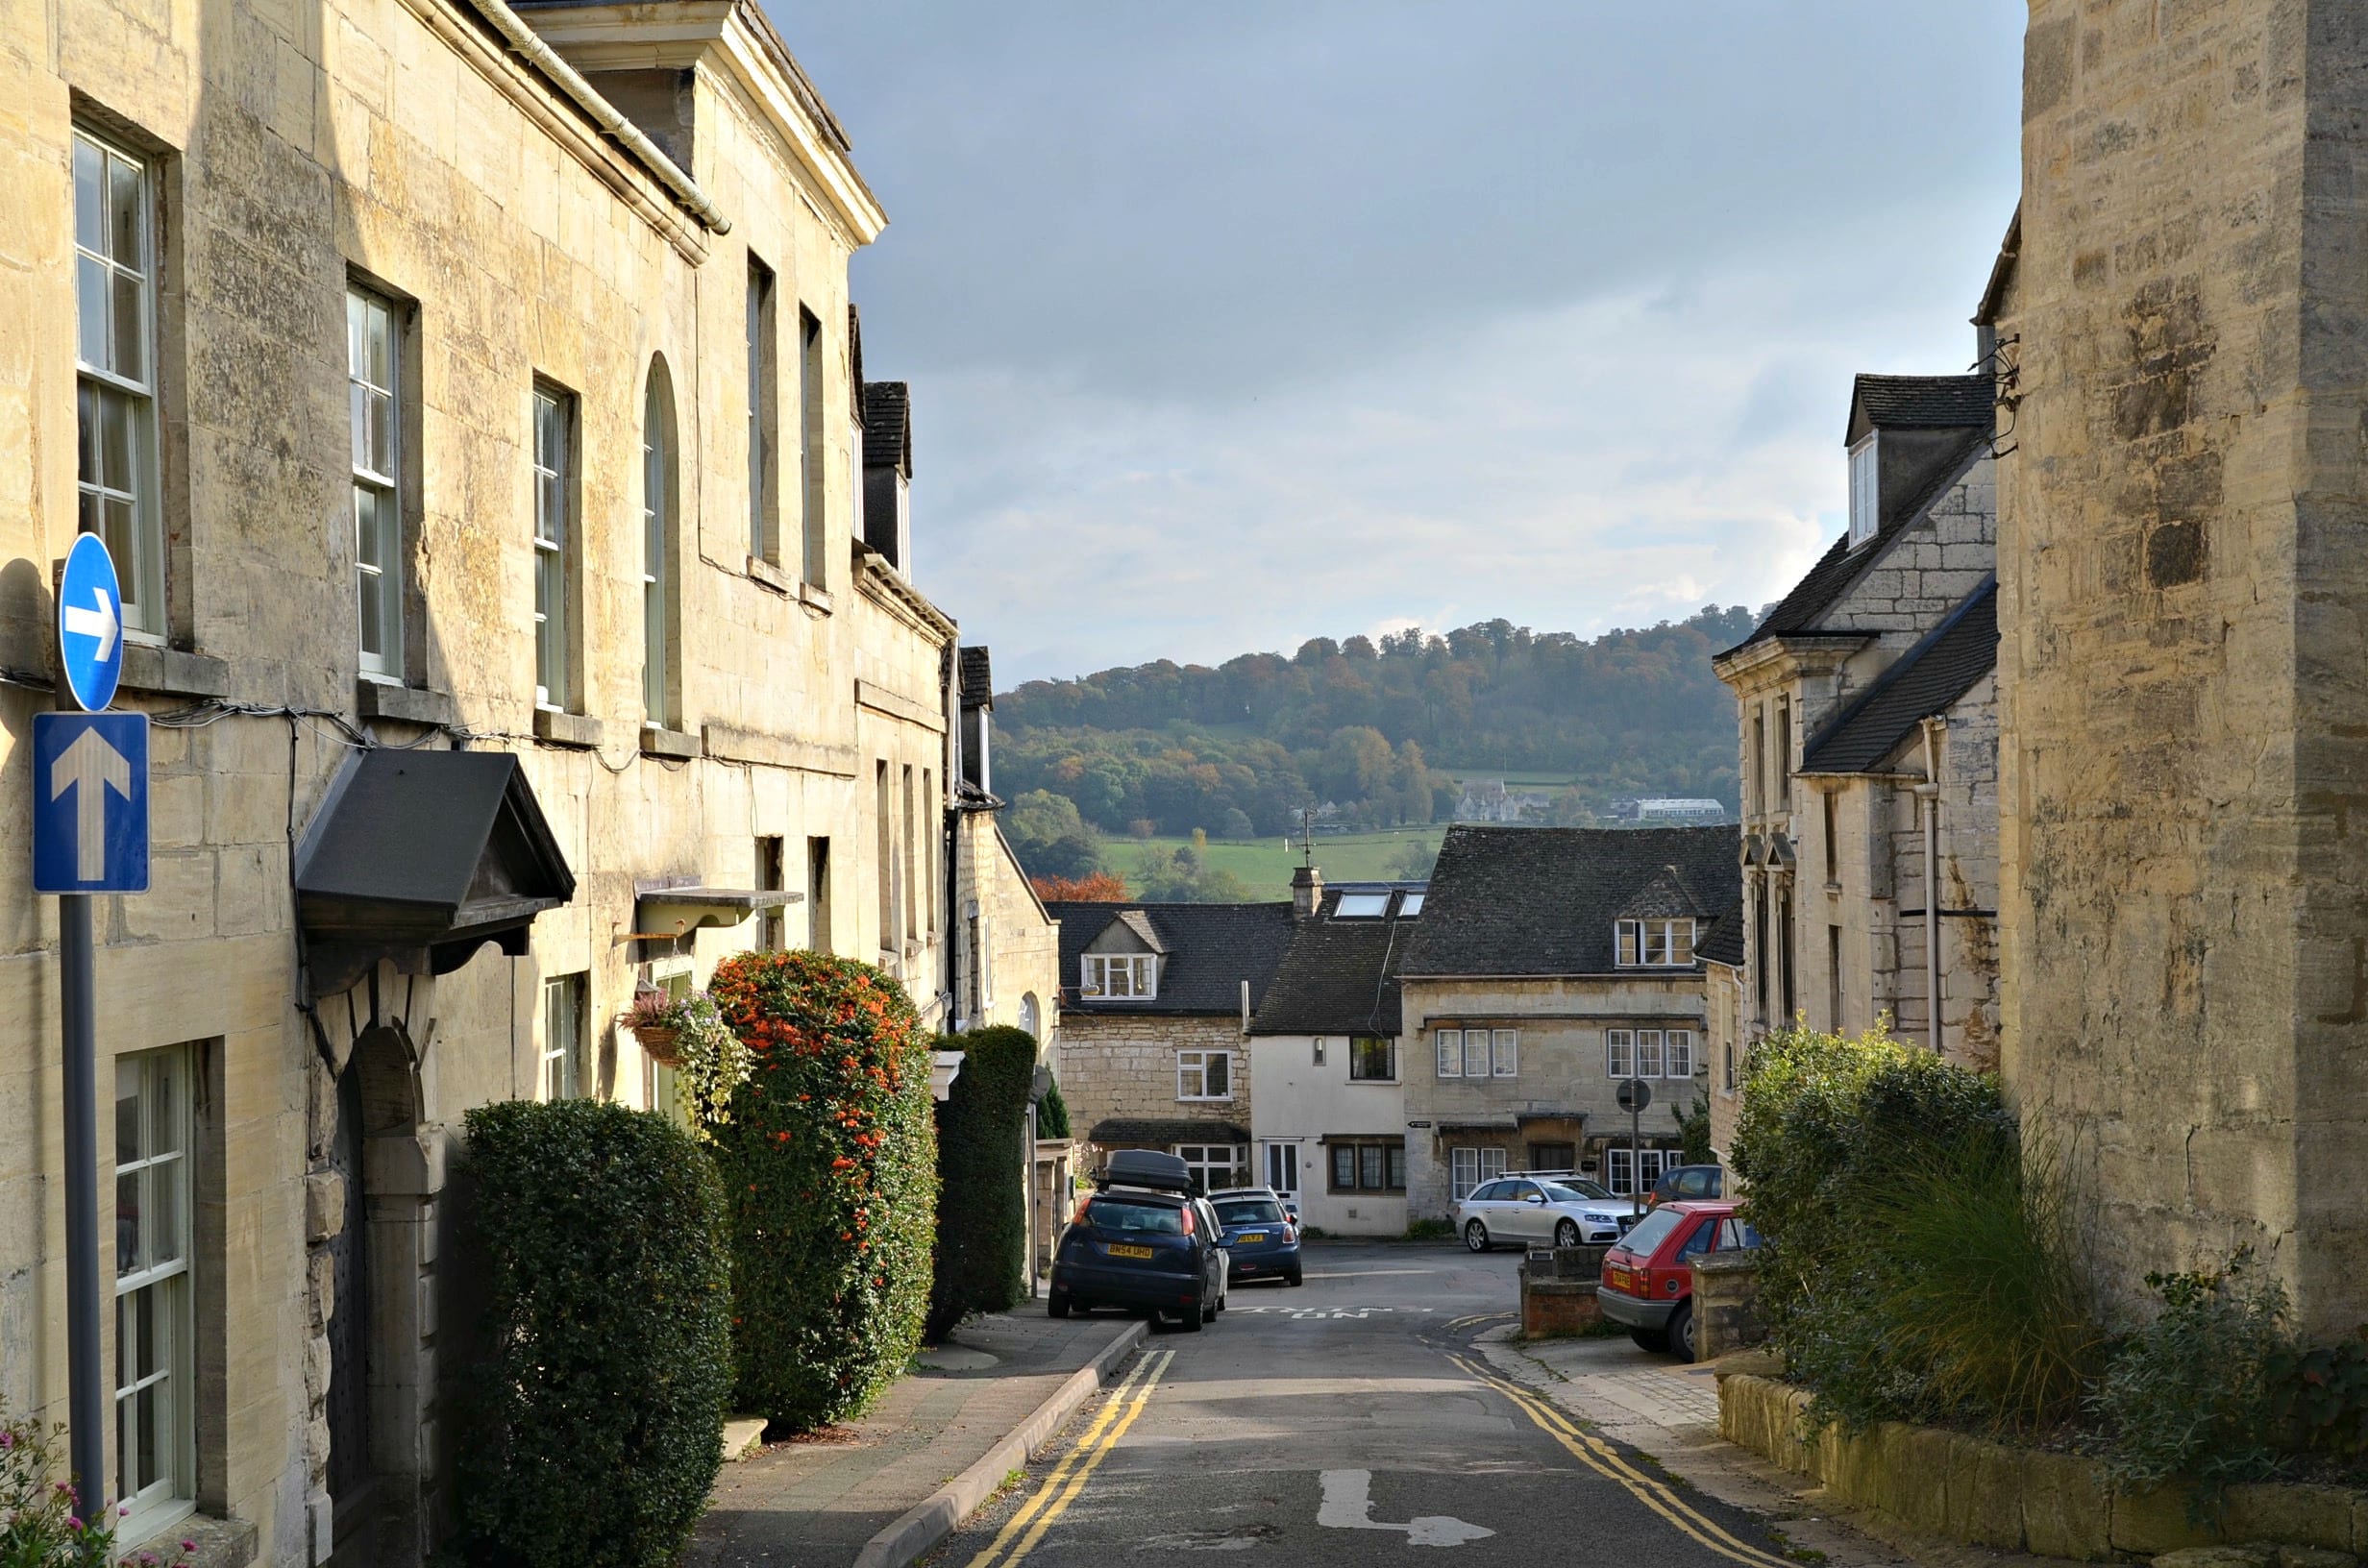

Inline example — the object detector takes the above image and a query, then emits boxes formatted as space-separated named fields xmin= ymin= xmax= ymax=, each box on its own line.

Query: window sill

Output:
xmin=797 ymin=581 xmax=833 ymax=613
xmin=1175 ymin=1097 xmax=1235 ymax=1105
xmin=118 ymin=643 xmax=231 ymax=700
xmin=747 ymin=555 xmax=794 ymax=595
xmin=534 ymin=708 xmax=605 ymax=749
xmin=639 ymin=724 xmax=702 ymax=761
xmin=358 ymin=679 xmax=457 ymax=727
xmin=1347 ymin=1078 xmax=1400 ymax=1087
xmin=125 ymin=1510 xmax=254 ymax=1568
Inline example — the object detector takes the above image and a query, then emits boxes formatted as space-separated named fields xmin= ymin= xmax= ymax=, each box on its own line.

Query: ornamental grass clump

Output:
xmin=1733 ymin=1020 xmax=2104 ymax=1434
xmin=925 ymin=1026 xmax=1039 ymax=1341
xmin=455 ymin=1098 xmax=732 ymax=1568
xmin=708 ymin=950 xmax=938 ymax=1432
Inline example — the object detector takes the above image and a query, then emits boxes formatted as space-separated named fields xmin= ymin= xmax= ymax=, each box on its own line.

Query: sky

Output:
xmin=774 ymin=4 xmax=2026 ymax=686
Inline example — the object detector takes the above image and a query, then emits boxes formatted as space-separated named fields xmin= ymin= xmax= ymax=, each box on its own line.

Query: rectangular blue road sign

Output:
xmin=32 ymin=712 xmax=150 ymax=894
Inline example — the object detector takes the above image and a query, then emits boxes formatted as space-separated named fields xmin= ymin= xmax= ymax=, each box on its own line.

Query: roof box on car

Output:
xmin=1101 ymin=1148 xmax=1197 ymax=1195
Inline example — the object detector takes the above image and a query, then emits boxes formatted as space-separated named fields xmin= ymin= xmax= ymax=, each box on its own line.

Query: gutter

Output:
xmin=462 ymin=0 xmax=733 ymax=234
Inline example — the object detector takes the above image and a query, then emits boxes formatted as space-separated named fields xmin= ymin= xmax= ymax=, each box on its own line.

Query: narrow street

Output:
xmin=930 ymin=1243 xmax=1812 ymax=1568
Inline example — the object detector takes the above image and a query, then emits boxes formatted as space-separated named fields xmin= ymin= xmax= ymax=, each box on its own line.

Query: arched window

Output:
xmin=642 ymin=360 xmax=678 ymax=727
xmin=1019 ymin=992 xmax=1041 ymax=1040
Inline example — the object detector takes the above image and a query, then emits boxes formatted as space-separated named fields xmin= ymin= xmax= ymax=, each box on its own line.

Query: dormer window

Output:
xmin=1616 ymin=918 xmax=1695 ymax=968
xmin=1848 ymin=432 xmax=1879 ymax=547
xmin=1081 ymin=954 xmax=1157 ymax=999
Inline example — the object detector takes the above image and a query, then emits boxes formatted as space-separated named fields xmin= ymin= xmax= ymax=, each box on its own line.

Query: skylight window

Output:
xmin=1336 ymin=894 xmax=1390 ymax=919
xmin=1398 ymin=893 xmax=1425 ymax=917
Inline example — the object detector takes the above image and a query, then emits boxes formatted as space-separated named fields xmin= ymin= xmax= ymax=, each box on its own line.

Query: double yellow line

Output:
xmin=963 ymin=1347 xmax=1174 ymax=1568
xmin=1450 ymin=1354 xmax=1795 ymax=1568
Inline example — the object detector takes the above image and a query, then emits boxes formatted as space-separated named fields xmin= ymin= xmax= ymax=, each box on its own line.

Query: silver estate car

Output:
xmin=1454 ymin=1175 xmax=1639 ymax=1252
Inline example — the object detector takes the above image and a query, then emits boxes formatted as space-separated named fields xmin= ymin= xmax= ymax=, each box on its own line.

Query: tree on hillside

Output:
xmin=1003 ymin=790 xmax=1104 ymax=879
xmin=1032 ymin=870 xmax=1129 ymax=901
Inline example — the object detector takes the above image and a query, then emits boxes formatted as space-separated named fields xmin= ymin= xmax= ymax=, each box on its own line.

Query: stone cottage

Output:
xmin=1043 ymin=894 xmax=1297 ymax=1191
xmin=1395 ymin=825 xmax=1741 ymax=1218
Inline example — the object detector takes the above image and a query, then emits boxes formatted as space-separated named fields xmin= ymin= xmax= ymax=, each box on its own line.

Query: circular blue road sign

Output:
xmin=57 ymin=532 xmax=125 ymax=713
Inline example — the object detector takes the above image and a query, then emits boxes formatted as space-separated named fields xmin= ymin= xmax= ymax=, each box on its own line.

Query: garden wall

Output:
xmin=1718 ymin=1374 xmax=2368 ymax=1562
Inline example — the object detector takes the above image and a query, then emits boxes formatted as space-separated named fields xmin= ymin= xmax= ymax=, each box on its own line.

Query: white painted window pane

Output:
xmin=1638 ymin=1030 xmax=1664 ymax=1078
xmin=1481 ymin=1148 xmax=1507 ymax=1182
xmin=1617 ymin=921 xmax=1640 ymax=966
xmin=1436 ymin=1029 xmax=1460 ymax=1077
xmin=1463 ymin=1033 xmax=1489 ymax=1078
xmin=1608 ymin=1030 xmax=1633 ymax=1077
xmin=1667 ymin=1031 xmax=1694 ymax=1078
xmin=1492 ymin=1029 xmax=1517 ymax=1077
xmin=1451 ymin=1147 xmax=1479 ymax=1201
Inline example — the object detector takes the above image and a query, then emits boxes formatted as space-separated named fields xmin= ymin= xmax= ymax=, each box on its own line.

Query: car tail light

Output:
xmin=1179 ymin=1205 xmax=1196 ymax=1236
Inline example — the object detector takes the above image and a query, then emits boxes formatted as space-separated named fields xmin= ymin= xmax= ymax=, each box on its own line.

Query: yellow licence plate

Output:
xmin=1236 ymin=1233 xmax=1268 ymax=1244
xmin=1107 ymin=1243 xmax=1154 ymax=1260
xmin=1606 ymin=1266 xmax=1633 ymax=1291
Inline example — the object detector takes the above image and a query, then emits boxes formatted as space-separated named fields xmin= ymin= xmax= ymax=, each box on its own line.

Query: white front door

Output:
xmin=1263 ymin=1141 xmax=1298 ymax=1197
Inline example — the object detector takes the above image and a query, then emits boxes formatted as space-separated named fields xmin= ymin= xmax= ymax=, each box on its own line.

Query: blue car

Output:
xmin=1209 ymin=1188 xmax=1303 ymax=1286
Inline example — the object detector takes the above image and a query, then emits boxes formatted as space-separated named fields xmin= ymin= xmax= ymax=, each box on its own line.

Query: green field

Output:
xmin=1114 ymin=828 xmax=1447 ymax=900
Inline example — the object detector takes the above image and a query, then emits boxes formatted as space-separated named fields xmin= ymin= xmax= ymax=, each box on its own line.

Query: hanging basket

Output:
xmin=629 ymin=1022 xmax=685 ymax=1066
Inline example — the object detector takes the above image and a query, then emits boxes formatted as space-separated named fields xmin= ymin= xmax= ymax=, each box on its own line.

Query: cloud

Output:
xmin=774 ymin=2 xmax=2023 ymax=682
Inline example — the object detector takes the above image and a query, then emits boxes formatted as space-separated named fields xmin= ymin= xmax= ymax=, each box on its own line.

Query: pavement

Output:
xmin=688 ymin=1303 xmax=1146 ymax=1568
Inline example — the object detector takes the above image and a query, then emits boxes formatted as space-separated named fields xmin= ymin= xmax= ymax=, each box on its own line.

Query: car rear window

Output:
xmin=1087 ymin=1198 xmax=1184 ymax=1235
xmin=1216 ymin=1199 xmax=1284 ymax=1226
xmin=1616 ymin=1207 xmax=1686 ymax=1258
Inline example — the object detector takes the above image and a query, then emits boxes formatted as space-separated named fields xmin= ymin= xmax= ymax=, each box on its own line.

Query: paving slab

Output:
xmin=688 ymin=1304 xmax=1144 ymax=1568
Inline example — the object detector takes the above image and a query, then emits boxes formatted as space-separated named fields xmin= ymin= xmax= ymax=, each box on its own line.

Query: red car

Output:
xmin=1595 ymin=1199 xmax=1761 ymax=1361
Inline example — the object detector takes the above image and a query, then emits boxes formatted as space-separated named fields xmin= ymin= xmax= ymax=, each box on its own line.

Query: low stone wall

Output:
xmin=1520 ymin=1246 xmax=1610 ymax=1337
xmin=1690 ymin=1252 xmax=1764 ymax=1360
xmin=1718 ymin=1373 xmax=2368 ymax=1562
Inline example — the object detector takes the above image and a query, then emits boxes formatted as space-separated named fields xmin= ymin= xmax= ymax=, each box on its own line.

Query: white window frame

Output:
xmin=1666 ymin=1030 xmax=1695 ymax=1079
xmin=1080 ymin=953 xmax=1156 ymax=1000
xmin=1606 ymin=1146 xmax=1668 ymax=1197
xmin=1491 ymin=1028 xmax=1518 ymax=1078
xmin=1173 ymin=1142 xmax=1245 ymax=1192
xmin=113 ymin=1045 xmax=195 ymax=1540
xmin=1607 ymin=1028 xmax=1635 ymax=1078
xmin=1176 ymin=1048 xmax=1232 ymax=1102
xmin=1435 ymin=1028 xmax=1462 ymax=1077
xmin=642 ymin=369 xmax=675 ymax=728
xmin=531 ymin=383 xmax=574 ymax=710
xmin=1482 ymin=1148 xmax=1507 ymax=1184
xmin=1637 ymin=1029 xmax=1665 ymax=1078
xmin=1264 ymin=1141 xmax=1297 ymax=1195
xmin=541 ymin=972 xmax=587 ymax=1101
xmin=1615 ymin=918 xmax=1697 ymax=968
xmin=348 ymin=284 xmax=404 ymax=679
xmin=1463 ymin=1030 xmax=1490 ymax=1079
xmin=74 ymin=127 xmax=166 ymax=641
xmin=1450 ymin=1146 xmax=1480 ymax=1201
xmin=1849 ymin=431 xmax=1880 ymax=546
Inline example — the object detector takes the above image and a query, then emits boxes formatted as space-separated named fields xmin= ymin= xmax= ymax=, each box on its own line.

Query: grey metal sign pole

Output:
xmin=60 ymin=891 xmax=102 ymax=1511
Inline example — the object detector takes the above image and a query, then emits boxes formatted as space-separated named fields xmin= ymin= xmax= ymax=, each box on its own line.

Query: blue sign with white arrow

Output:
xmin=56 ymin=532 xmax=124 ymax=714
xmin=32 ymin=712 xmax=149 ymax=894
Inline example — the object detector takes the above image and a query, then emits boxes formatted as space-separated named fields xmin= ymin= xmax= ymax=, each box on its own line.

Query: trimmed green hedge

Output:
xmin=456 ymin=1098 xmax=731 ymax=1568
xmin=708 ymin=950 xmax=937 ymax=1431
xmin=926 ymin=1026 xmax=1038 ymax=1340
xmin=1037 ymin=1075 xmax=1070 ymax=1139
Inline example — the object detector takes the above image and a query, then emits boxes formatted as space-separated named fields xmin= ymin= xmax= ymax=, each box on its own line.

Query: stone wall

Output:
xmin=1056 ymin=1013 xmax=1254 ymax=1139
xmin=1999 ymin=0 xmax=2368 ymax=1335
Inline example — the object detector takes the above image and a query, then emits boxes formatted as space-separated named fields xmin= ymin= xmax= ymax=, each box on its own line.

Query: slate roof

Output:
xmin=1697 ymin=914 xmax=1746 ymax=968
xmin=861 ymin=381 xmax=909 ymax=472
xmin=1719 ymin=429 xmax=1990 ymax=657
xmin=1248 ymin=886 xmax=1424 ymax=1038
xmin=1045 ymin=901 xmax=1297 ymax=1016
xmin=1799 ymin=578 xmax=1998 ymax=774
xmin=959 ymin=646 xmax=993 ymax=708
xmin=1396 ymin=826 xmax=1740 ymax=978
xmin=1851 ymin=374 xmax=1995 ymax=435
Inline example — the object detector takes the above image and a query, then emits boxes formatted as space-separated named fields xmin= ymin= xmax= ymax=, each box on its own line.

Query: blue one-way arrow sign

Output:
xmin=32 ymin=712 xmax=149 ymax=894
xmin=56 ymin=533 xmax=125 ymax=714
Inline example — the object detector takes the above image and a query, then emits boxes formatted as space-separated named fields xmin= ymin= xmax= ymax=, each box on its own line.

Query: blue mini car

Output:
xmin=1208 ymin=1188 xmax=1302 ymax=1286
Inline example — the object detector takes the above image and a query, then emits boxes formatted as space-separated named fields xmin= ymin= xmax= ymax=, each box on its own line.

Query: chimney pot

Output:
xmin=1291 ymin=864 xmax=1324 ymax=919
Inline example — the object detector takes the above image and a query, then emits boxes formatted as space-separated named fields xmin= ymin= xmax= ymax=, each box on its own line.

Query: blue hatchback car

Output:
xmin=1209 ymin=1188 xmax=1303 ymax=1286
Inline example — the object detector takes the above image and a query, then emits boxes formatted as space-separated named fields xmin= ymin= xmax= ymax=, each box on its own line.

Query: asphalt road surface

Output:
xmin=927 ymin=1240 xmax=1802 ymax=1568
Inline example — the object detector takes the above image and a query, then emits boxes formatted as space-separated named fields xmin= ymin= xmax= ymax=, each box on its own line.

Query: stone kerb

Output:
xmin=1716 ymin=1373 xmax=2368 ymax=1563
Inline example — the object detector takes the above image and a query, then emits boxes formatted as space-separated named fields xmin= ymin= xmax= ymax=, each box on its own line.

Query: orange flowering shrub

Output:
xmin=707 ymin=950 xmax=937 ymax=1430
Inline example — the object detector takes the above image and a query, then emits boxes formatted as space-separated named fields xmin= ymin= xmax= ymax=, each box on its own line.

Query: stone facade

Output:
xmin=1058 ymin=1013 xmax=1254 ymax=1143
xmin=0 ymin=2 xmax=1016 ymax=1561
xmin=1995 ymin=0 xmax=2368 ymax=1336
xmin=1714 ymin=394 xmax=2001 ymax=1170
xmin=950 ymin=816 xmax=1060 ymax=1045
xmin=1399 ymin=975 xmax=1704 ymax=1221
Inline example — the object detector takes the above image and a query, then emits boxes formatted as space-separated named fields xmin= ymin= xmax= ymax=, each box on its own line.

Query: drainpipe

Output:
xmin=463 ymin=0 xmax=733 ymax=234
xmin=1917 ymin=720 xmax=1944 ymax=1055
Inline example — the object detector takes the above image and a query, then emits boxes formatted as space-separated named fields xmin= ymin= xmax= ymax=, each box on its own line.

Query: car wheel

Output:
xmin=1286 ymin=1268 xmax=1303 ymax=1286
xmin=1464 ymin=1219 xmax=1491 ymax=1253
xmin=1048 ymin=1290 xmax=1071 ymax=1319
xmin=1670 ymin=1304 xmax=1696 ymax=1364
xmin=1202 ymin=1293 xmax=1218 ymax=1324
xmin=1179 ymin=1302 xmax=1205 ymax=1333
xmin=1555 ymin=1219 xmax=1581 ymax=1249
xmin=1630 ymin=1327 xmax=1669 ymax=1354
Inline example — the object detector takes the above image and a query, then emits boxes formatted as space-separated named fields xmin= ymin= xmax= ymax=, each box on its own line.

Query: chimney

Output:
xmin=1292 ymin=863 xmax=1324 ymax=919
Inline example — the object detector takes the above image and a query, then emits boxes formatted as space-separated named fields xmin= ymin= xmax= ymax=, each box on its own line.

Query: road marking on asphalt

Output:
xmin=1449 ymin=1355 xmax=1795 ymax=1568
xmin=964 ymin=1347 xmax=1174 ymax=1568
xmin=1443 ymin=1311 xmax=1515 ymax=1331
xmin=1228 ymin=1305 xmax=1411 ymax=1319
xmin=1317 ymin=1469 xmax=1494 ymax=1548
